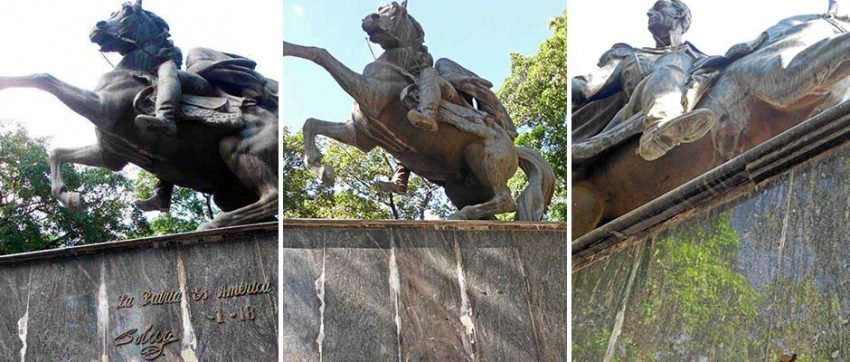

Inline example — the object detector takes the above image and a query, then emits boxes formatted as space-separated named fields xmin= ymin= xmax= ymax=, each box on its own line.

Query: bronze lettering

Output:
xmin=114 ymin=328 xmax=136 ymax=346
xmin=113 ymin=325 xmax=178 ymax=361
xmin=117 ymin=294 xmax=134 ymax=309
xmin=191 ymin=287 xmax=208 ymax=302
xmin=140 ymin=290 xmax=182 ymax=307
xmin=216 ymin=281 xmax=273 ymax=299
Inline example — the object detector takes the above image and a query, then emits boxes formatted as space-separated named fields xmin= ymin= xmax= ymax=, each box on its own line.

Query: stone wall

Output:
xmin=572 ymin=137 xmax=850 ymax=360
xmin=282 ymin=220 xmax=567 ymax=361
xmin=0 ymin=222 xmax=278 ymax=361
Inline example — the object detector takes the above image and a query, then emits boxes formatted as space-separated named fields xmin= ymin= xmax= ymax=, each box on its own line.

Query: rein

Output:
xmin=98 ymin=50 xmax=116 ymax=69
xmin=823 ymin=14 xmax=850 ymax=34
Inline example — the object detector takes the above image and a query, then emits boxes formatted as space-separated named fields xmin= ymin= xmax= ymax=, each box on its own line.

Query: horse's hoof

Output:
xmin=447 ymin=212 xmax=465 ymax=220
xmin=61 ymin=192 xmax=83 ymax=211
xmin=134 ymin=197 xmax=161 ymax=212
xmin=319 ymin=165 xmax=335 ymax=186
xmin=196 ymin=221 xmax=218 ymax=231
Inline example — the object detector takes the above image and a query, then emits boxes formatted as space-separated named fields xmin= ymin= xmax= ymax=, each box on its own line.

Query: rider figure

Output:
xmin=135 ymin=59 xmax=181 ymax=135
xmin=573 ymin=0 xmax=707 ymax=160
xmin=128 ymin=5 xmax=188 ymax=136
xmin=405 ymin=49 xmax=444 ymax=132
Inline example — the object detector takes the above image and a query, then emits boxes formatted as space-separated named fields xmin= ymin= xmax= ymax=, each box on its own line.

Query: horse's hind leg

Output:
xmin=448 ymin=184 xmax=516 ymax=220
xmin=48 ymin=144 xmax=127 ymax=210
xmin=201 ymin=135 xmax=278 ymax=230
xmin=572 ymin=183 xmax=605 ymax=239
xmin=447 ymin=142 xmax=518 ymax=220
xmin=303 ymin=118 xmax=376 ymax=186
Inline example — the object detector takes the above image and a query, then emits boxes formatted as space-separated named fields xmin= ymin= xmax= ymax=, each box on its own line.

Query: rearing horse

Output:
xmin=0 ymin=0 xmax=279 ymax=230
xmin=284 ymin=1 xmax=555 ymax=221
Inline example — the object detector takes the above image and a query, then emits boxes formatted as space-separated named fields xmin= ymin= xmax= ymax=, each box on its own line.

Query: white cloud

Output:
xmin=293 ymin=4 xmax=304 ymax=17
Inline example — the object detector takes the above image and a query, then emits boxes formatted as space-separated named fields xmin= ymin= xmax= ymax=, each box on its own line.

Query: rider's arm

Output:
xmin=572 ymin=59 xmax=624 ymax=108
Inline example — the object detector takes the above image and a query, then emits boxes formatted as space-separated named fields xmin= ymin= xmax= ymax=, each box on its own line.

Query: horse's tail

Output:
xmin=515 ymin=147 xmax=555 ymax=221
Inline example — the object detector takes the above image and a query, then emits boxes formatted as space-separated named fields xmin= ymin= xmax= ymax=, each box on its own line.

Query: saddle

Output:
xmin=398 ymin=58 xmax=518 ymax=139
xmin=133 ymin=47 xmax=278 ymax=130
xmin=134 ymin=87 xmax=244 ymax=129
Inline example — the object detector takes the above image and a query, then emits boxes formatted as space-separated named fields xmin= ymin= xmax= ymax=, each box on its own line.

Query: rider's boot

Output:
xmin=638 ymin=93 xmax=715 ymax=161
xmin=407 ymin=67 xmax=440 ymax=132
xmin=135 ymin=60 xmax=180 ymax=136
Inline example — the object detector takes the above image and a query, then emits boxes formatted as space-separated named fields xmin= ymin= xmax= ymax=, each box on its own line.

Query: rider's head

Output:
xmin=647 ymin=0 xmax=691 ymax=47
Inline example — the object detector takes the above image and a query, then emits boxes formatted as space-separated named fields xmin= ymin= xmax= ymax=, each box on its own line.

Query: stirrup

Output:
xmin=135 ymin=114 xmax=178 ymax=136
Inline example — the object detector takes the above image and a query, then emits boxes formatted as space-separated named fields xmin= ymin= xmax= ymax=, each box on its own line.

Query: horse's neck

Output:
xmin=116 ymin=48 xmax=172 ymax=73
xmin=377 ymin=46 xmax=428 ymax=73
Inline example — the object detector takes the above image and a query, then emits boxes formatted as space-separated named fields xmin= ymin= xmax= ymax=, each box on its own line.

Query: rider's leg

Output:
xmin=135 ymin=60 xmax=180 ymax=135
xmin=642 ymin=51 xmax=693 ymax=130
xmin=638 ymin=51 xmax=716 ymax=160
xmin=407 ymin=66 xmax=440 ymax=132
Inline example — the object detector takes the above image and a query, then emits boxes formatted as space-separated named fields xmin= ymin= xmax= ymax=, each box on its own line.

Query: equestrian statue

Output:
xmin=572 ymin=0 xmax=850 ymax=237
xmin=284 ymin=1 xmax=555 ymax=221
xmin=0 ymin=0 xmax=279 ymax=230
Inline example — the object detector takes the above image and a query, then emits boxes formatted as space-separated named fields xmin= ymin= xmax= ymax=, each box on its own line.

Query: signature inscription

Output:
xmin=114 ymin=325 xmax=179 ymax=361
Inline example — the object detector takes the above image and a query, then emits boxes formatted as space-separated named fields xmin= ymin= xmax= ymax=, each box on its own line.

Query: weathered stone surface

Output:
xmin=283 ymin=220 xmax=567 ymax=361
xmin=0 ymin=222 xmax=278 ymax=361
xmin=573 ymin=139 xmax=850 ymax=360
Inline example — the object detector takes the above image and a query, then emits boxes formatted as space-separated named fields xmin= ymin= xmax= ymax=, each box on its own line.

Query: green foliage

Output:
xmin=131 ymin=170 xmax=215 ymax=236
xmin=497 ymin=11 xmax=567 ymax=221
xmin=0 ymin=122 xmax=214 ymax=254
xmin=619 ymin=213 xmax=763 ymax=359
xmin=282 ymin=128 xmax=452 ymax=219
xmin=0 ymin=123 xmax=141 ymax=253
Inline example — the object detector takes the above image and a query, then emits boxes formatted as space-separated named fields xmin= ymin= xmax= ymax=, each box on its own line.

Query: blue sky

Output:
xmin=283 ymin=0 xmax=566 ymax=129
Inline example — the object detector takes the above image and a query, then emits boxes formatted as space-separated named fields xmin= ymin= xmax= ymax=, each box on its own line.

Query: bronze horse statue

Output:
xmin=283 ymin=1 xmax=554 ymax=221
xmin=0 ymin=0 xmax=278 ymax=230
xmin=573 ymin=12 xmax=850 ymax=237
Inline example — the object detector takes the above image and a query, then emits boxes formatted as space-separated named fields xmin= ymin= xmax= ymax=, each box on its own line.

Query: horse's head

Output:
xmin=89 ymin=0 xmax=171 ymax=56
xmin=362 ymin=1 xmax=425 ymax=50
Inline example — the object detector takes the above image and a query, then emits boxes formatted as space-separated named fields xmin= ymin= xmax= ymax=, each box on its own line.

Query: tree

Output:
xmin=282 ymin=128 xmax=452 ymax=219
xmin=131 ymin=170 xmax=217 ymax=236
xmin=0 ymin=121 xmax=214 ymax=254
xmin=498 ymin=11 xmax=568 ymax=221
xmin=0 ymin=122 xmax=145 ymax=254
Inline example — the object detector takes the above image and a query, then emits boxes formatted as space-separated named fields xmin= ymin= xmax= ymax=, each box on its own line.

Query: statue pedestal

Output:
xmin=0 ymin=223 xmax=278 ymax=361
xmin=572 ymin=105 xmax=850 ymax=360
xmin=283 ymin=219 xmax=567 ymax=361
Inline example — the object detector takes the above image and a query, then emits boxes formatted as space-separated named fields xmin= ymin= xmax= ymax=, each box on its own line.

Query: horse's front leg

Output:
xmin=284 ymin=42 xmax=380 ymax=112
xmin=303 ymin=118 xmax=375 ymax=186
xmin=49 ymin=144 xmax=127 ymax=210
xmin=0 ymin=74 xmax=107 ymax=123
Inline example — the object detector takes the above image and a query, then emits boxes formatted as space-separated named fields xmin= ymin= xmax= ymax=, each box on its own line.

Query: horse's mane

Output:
xmin=406 ymin=14 xmax=425 ymax=45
